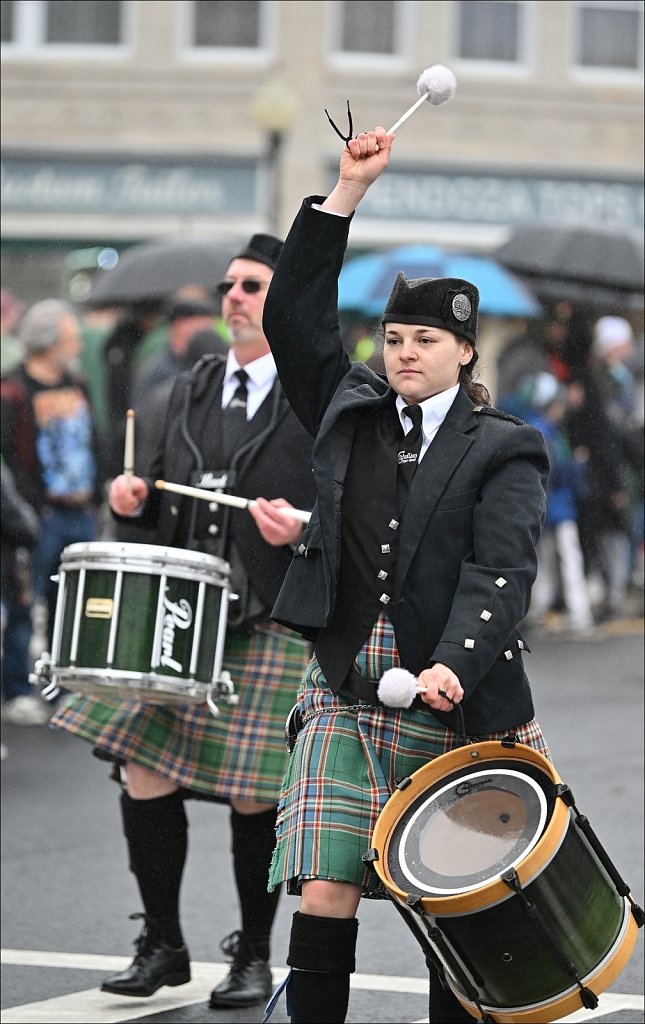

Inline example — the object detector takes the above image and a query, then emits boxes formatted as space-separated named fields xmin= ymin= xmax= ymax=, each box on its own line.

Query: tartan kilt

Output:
xmin=269 ymin=651 xmax=551 ymax=896
xmin=50 ymin=623 xmax=311 ymax=803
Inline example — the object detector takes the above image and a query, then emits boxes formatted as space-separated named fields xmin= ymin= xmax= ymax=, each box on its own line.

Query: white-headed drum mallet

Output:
xmin=377 ymin=668 xmax=459 ymax=708
xmin=387 ymin=64 xmax=457 ymax=135
xmin=124 ymin=409 xmax=135 ymax=493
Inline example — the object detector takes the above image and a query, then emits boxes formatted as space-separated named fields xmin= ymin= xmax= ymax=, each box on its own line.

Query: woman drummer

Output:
xmin=261 ymin=126 xmax=552 ymax=1024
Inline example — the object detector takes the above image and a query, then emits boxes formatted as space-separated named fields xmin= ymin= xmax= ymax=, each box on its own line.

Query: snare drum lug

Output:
xmin=469 ymin=749 xmax=479 ymax=759
xmin=362 ymin=847 xmax=379 ymax=865
xmin=406 ymin=893 xmax=424 ymax=909
xmin=553 ymin=782 xmax=575 ymax=806
xmin=395 ymin=775 xmax=412 ymax=790
xmin=501 ymin=732 xmax=519 ymax=747
xmin=28 ymin=651 xmax=60 ymax=702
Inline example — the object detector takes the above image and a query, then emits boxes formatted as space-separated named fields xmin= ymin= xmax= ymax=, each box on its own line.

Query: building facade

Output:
xmin=1 ymin=0 xmax=643 ymax=303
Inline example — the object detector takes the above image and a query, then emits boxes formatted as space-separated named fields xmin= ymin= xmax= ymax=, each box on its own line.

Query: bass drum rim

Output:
xmin=372 ymin=741 xmax=570 ymax=917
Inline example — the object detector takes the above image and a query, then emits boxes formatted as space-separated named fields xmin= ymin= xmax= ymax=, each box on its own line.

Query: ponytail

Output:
xmin=459 ymin=347 xmax=491 ymax=406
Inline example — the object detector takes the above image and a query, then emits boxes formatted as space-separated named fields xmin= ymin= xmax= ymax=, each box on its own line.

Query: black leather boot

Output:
xmin=101 ymin=913 xmax=190 ymax=997
xmin=209 ymin=930 xmax=273 ymax=1008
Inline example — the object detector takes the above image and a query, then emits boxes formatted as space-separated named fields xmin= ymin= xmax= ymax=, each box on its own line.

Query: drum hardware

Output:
xmin=31 ymin=542 xmax=239 ymax=717
xmin=500 ymin=866 xmax=599 ymax=1012
xmin=29 ymin=651 xmax=60 ymax=702
xmin=367 ymin=741 xmax=643 ymax=1023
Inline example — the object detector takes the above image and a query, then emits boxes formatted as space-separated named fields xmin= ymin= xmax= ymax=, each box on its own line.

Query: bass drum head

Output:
xmin=388 ymin=760 xmax=553 ymax=896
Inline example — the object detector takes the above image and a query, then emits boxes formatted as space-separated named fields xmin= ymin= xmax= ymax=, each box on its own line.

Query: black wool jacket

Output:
xmin=263 ymin=197 xmax=550 ymax=734
xmin=118 ymin=354 xmax=316 ymax=617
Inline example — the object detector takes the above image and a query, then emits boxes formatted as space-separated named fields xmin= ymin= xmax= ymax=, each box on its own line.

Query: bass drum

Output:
xmin=45 ymin=541 xmax=234 ymax=707
xmin=369 ymin=740 xmax=640 ymax=1023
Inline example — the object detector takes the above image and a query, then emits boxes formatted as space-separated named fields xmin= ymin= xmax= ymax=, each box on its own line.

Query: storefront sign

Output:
xmin=1 ymin=154 xmax=257 ymax=214
xmin=341 ymin=167 xmax=644 ymax=229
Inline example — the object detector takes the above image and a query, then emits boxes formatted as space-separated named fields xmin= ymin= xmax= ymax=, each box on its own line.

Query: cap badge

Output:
xmin=452 ymin=293 xmax=472 ymax=321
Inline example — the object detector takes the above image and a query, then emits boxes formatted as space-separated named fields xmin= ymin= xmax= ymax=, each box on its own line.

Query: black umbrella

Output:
xmin=495 ymin=223 xmax=644 ymax=310
xmin=87 ymin=236 xmax=244 ymax=307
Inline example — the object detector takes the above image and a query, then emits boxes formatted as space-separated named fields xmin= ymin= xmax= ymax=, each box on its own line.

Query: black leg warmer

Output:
xmin=120 ymin=789 xmax=188 ymax=948
xmin=230 ymin=806 xmax=281 ymax=962
xmin=286 ymin=911 xmax=359 ymax=1023
xmin=427 ymin=957 xmax=474 ymax=1023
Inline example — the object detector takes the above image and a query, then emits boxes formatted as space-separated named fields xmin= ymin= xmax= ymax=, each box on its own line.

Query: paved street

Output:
xmin=2 ymin=627 xmax=643 ymax=1024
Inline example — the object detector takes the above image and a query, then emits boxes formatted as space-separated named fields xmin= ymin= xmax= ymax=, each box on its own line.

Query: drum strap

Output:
xmin=403 ymin=896 xmax=495 ymax=1024
xmin=556 ymin=785 xmax=645 ymax=927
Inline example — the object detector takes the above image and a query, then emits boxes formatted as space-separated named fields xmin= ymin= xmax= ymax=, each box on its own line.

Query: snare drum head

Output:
xmin=59 ymin=541 xmax=230 ymax=578
xmin=388 ymin=760 xmax=554 ymax=896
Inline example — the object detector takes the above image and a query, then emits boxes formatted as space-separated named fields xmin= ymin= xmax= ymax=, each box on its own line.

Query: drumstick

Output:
xmin=124 ymin=409 xmax=135 ymax=492
xmin=155 ymin=479 xmax=312 ymax=524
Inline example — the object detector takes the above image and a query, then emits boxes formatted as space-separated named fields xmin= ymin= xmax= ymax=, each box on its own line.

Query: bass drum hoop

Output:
xmin=372 ymin=742 xmax=569 ymax=917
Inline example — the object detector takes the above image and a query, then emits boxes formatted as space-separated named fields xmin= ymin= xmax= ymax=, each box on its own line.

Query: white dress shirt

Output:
xmin=396 ymin=383 xmax=459 ymax=462
xmin=221 ymin=350 xmax=278 ymax=420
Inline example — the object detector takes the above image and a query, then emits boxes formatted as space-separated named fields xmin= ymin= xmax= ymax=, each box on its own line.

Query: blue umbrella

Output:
xmin=337 ymin=244 xmax=542 ymax=319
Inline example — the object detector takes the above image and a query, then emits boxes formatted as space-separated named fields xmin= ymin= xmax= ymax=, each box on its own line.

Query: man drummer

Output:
xmin=50 ymin=233 xmax=316 ymax=1009
xmin=261 ymin=128 xmax=553 ymax=1023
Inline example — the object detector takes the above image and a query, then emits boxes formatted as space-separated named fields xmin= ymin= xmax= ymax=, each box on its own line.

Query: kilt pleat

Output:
xmin=50 ymin=624 xmax=311 ymax=802
xmin=269 ymin=637 xmax=551 ymax=895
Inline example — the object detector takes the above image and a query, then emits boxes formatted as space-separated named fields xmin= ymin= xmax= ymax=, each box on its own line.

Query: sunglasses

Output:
xmin=216 ymin=278 xmax=270 ymax=296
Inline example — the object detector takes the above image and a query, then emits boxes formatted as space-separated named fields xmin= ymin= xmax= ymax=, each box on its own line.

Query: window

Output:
xmin=192 ymin=0 xmax=260 ymax=48
xmin=573 ymin=1 xmax=643 ymax=72
xmin=1 ymin=0 xmax=128 ymax=51
xmin=328 ymin=0 xmax=412 ymax=65
xmin=453 ymin=0 xmax=534 ymax=70
xmin=339 ymin=0 xmax=396 ymax=55
xmin=46 ymin=0 xmax=121 ymax=45
xmin=181 ymin=0 xmax=274 ymax=60
xmin=1 ymin=0 xmax=16 ymax=43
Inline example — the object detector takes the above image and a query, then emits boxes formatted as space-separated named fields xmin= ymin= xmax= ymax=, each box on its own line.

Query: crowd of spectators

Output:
xmin=1 ymin=283 xmax=643 ymax=730
xmin=497 ymin=302 xmax=644 ymax=636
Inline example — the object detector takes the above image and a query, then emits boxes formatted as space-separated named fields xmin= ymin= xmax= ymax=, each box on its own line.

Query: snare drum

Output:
xmin=368 ymin=741 xmax=640 ymax=1023
xmin=43 ymin=541 xmax=234 ymax=707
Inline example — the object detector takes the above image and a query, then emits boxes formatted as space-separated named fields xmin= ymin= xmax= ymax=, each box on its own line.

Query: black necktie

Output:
xmin=398 ymin=404 xmax=424 ymax=488
xmin=223 ymin=368 xmax=249 ymax=463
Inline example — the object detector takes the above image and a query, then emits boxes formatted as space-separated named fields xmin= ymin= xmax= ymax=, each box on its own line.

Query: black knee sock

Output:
xmin=230 ymin=806 xmax=281 ymax=961
xmin=286 ymin=911 xmax=358 ymax=1024
xmin=427 ymin=958 xmax=474 ymax=1024
xmin=120 ymin=789 xmax=188 ymax=948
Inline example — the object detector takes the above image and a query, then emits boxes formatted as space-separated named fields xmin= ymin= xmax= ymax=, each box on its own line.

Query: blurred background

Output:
xmin=1 ymin=0 xmax=643 ymax=393
xmin=1 ymin=2 xmax=643 ymax=658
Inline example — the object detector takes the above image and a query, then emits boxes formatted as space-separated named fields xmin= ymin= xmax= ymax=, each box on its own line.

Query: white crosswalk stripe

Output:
xmin=2 ymin=949 xmax=643 ymax=1023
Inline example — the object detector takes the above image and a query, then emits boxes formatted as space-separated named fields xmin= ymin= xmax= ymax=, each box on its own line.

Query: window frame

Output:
xmin=0 ymin=0 xmax=134 ymax=58
xmin=569 ymin=0 xmax=644 ymax=82
xmin=326 ymin=0 xmax=414 ymax=71
xmin=447 ymin=0 xmax=537 ymax=79
xmin=177 ymin=0 xmax=277 ymax=65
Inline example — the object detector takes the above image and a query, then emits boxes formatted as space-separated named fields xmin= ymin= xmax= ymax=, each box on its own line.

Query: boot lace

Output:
xmin=219 ymin=929 xmax=253 ymax=966
xmin=128 ymin=912 xmax=158 ymax=963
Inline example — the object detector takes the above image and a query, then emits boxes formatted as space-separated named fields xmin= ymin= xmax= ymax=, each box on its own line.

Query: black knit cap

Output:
xmin=233 ymin=233 xmax=284 ymax=272
xmin=382 ymin=273 xmax=479 ymax=345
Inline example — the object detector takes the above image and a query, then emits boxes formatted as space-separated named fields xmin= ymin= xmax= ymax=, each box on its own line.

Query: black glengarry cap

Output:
xmin=382 ymin=273 xmax=479 ymax=344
